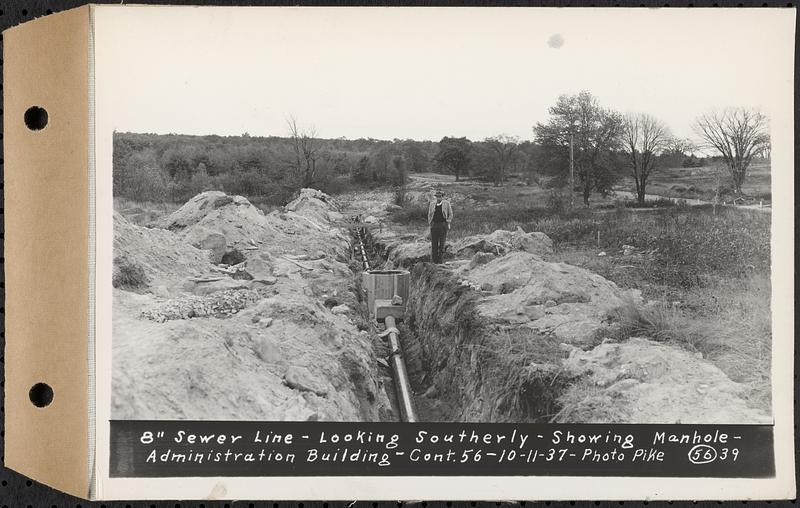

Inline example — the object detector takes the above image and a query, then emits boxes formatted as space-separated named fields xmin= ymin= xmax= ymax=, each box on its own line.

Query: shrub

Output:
xmin=545 ymin=189 xmax=568 ymax=215
xmin=531 ymin=217 xmax=597 ymax=246
xmin=390 ymin=203 xmax=427 ymax=225
xmin=112 ymin=256 xmax=149 ymax=290
xmin=624 ymin=197 xmax=675 ymax=209
xmin=393 ymin=185 xmax=408 ymax=207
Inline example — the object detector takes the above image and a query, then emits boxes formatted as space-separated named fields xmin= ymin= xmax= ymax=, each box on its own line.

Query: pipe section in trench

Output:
xmin=384 ymin=315 xmax=418 ymax=422
xmin=353 ymin=226 xmax=418 ymax=422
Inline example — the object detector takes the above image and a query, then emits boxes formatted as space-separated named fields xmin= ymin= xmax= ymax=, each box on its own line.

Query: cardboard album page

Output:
xmin=6 ymin=4 xmax=797 ymax=501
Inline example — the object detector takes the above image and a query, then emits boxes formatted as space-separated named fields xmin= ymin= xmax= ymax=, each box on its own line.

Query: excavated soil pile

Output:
xmin=114 ymin=211 xmax=214 ymax=290
xmin=112 ymin=189 xmax=393 ymax=421
xmin=374 ymin=224 xmax=770 ymax=423
xmin=457 ymin=251 xmax=641 ymax=346
xmin=560 ymin=338 xmax=770 ymax=423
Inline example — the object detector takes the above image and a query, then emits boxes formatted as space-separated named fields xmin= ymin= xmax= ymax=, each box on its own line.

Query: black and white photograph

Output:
xmin=2 ymin=3 xmax=795 ymax=501
xmin=108 ymin=7 xmax=785 ymax=429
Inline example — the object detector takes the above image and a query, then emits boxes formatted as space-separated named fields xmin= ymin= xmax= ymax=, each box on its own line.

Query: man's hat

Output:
xmin=434 ymin=190 xmax=445 ymax=197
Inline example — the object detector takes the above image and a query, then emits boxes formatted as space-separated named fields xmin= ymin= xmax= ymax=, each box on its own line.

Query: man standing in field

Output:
xmin=428 ymin=190 xmax=453 ymax=264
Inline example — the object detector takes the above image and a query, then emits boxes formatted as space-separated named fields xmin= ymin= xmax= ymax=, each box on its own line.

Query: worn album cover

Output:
xmin=4 ymin=4 xmax=795 ymax=501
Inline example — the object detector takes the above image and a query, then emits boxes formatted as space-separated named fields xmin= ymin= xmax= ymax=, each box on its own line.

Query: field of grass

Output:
xmin=389 ymin=185 xmax=772 ymax=414
xmin=618 ymin=162 xmax=771 ymax=203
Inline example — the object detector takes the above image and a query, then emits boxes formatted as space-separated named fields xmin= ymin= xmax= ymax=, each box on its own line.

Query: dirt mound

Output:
xmin=112 ymin=289 xmax=391 ymax=421
xmin=559 ymin=337 xmax=770 ymax=423
xmin=373 ymin=227 xmax=553 ymax=268
xmin=285 ymin=187 xmax=341 ymax=223
xmin=155 ymin=190 xmax=285 ymax=253
xmin=454 ymin=227 xmax=554 ymax=258
xmin=114 ymin=212 xmax=214 ymax=291
xmin=112 ymin=189 xmax=394 ymax=421
xmin=155 ymin=189 xmax=351 ymax=266
xmin=154 ymin=191 xmax=244 ymax=230
xmin=458 ymin=251 xmax=642 ymax=346
xmin=336 ymin=189 xmax=395 ymax=218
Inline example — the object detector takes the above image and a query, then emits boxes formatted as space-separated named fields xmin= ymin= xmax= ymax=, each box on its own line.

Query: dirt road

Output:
xmin=612 ymin=189 xmax=771 ymax=213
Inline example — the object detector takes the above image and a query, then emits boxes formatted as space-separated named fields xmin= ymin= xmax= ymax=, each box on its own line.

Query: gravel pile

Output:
xmin=140 ymin=289 xmax=262 ymax=322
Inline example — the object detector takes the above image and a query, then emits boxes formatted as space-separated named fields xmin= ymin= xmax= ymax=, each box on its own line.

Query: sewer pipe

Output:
xmin=385 ymin=315 xmax=418 ymax=423
xmin=355 ymin=228 xmax=370 ymax=270
xmin=352 ymin=226 xmax=418 ymax=422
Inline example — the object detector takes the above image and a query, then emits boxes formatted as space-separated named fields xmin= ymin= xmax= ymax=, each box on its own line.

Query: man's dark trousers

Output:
xmin=430 ymin=222 xmax=448 ymax=263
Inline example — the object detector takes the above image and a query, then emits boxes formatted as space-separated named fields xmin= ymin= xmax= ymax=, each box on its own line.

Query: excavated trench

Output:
xmin=346 ymin=226 xmax=401 ymax=421
xmin=353 ymin=226 xmax=572 ymax=423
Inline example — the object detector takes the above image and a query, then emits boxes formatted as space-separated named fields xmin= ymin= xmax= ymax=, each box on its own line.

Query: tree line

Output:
xmin=532 ymin=91 xmax=769 ymax=204
xmin=113 ymin=92 xmax=770 ymax=206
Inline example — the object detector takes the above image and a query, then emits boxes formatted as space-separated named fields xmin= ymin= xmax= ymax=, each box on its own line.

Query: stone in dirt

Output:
xmin=469 ymin=252 xmax=496 ymax=269
xmin=331 ymin=304 xmax=351 ymax=315
xmin=249 ymin=277 xmax=278 ymax=289
xmin=283 ymin=366 xmax=329 ymax=397
xmin=422 ymin=385 xmax=439 ymax=398
xmin=561 ymin=337 xmax=770 ymax=423
xmin=187 ymin=278 xmax=250 ymax=296
xmin=386 ymin=240 xmax=432 ymax=267
xmin=182 ymin=226 xmax=227 ymax=264
xmin=151 ymin=285 xmax=170 ymax=299
xmin=253 ymin=337 xmax=281 ymax=363
xmin=245 ymin=253 xmax=273 ymax=279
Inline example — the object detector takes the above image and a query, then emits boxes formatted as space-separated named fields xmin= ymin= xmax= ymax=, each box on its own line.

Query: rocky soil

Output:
xmin=112 ymin=189 xmax=394 ymax=421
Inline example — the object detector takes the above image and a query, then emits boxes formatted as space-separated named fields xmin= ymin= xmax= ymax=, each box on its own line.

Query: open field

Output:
xmin=617 ymin=162 xmax=771 ymax=203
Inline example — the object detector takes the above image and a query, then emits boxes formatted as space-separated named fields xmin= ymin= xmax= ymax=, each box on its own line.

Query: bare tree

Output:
xmin=693 ymin=108 xmax=769 ymax=195
xmin=287 ymin=115 xmax=319 ymax=188
xmin=485 ymin=134 xmax=520 ymax=186
xmin=621 ymin=113 xmax=672 ymax=204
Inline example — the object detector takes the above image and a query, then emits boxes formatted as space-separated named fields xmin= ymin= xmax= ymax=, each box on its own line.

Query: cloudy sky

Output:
xmin=95 ymin=6 xmax=794 ymax=142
